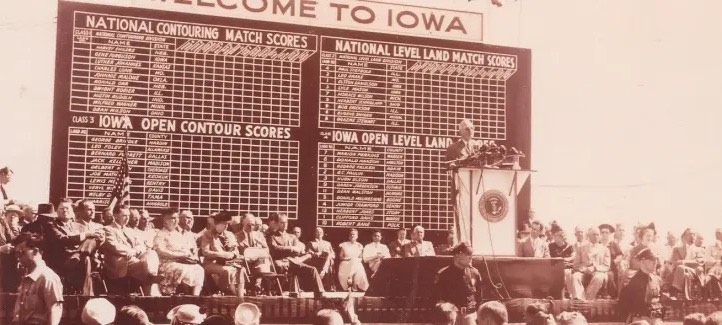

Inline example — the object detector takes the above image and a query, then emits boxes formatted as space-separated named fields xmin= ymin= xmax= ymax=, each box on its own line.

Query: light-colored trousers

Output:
xmin=572 ymin=271 xmax=607 ymax=300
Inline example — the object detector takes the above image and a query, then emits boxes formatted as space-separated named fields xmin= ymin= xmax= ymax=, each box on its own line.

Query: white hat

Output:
xmin=459 ymin=118 xmax=475 ymax=130
xmin=4 ymin=204 xmax=23 ymax=216
xmin=234 ymin=303 xmax=261 ymax=325
xmin=81 ymin=298 xmax=116 ymax=325
xmin=167 ymin=304 xmax=206 ymax=324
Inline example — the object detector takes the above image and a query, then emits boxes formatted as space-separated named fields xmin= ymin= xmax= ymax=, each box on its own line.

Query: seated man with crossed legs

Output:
xmin=267 ymin=213 xmax=324 ymax=298
xmin=101 ymin=204 xmax=160 ymax=296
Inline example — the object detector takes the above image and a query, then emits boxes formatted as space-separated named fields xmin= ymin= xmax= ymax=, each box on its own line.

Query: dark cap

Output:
xmin=37 ymin=203 xmax=57 ymax=218
xmin=635 ymin=247 xmax=658 ymax=261
xmin=550 ymin=222 xmax=563 ymax=234
xmin=213 ymin=211 xmax=233 ymax=223
xmin=451 ymin=242 xmax=473 ymax=255
xmin=598 ymin=224 xmax=615 ymax=233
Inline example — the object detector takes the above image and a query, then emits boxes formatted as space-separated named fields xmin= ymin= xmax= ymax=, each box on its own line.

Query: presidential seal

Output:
xmin=479 ymin=190 xmax=508 ymax=222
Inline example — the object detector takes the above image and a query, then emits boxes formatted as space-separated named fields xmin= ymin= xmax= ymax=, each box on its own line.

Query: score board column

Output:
xmin=318 ymin=142 xmax=385 ymax=229
xmin=67 ymin=128 xmax=88 ymax=199
xmin=143 ymin=132 xmax=171 ymax=209
xmin=147 ymin=36 xmax=175 ymax=118
xmin=316 ymin=143 xmax=334 ymax=227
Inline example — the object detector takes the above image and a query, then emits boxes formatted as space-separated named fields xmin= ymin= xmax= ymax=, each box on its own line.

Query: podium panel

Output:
xmin=454 ymin=168 xmax=530 ymax=256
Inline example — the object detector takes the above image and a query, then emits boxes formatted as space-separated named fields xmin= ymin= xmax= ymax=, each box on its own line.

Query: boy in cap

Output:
xmin=618 ymin=247 xmax=664 ymax=325
xmin=434 ymin=242 xmax=482 ymax=325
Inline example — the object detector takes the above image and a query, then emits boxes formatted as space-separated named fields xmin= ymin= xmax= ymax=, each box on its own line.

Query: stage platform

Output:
xmin=1 ymin=293 xmax=720 ymax=324
xmin=367 ymin=256 xmax=566 ymax=299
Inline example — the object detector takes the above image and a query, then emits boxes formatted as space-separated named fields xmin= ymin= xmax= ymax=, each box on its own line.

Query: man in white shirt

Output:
xmin=669 ymin=228 xmax=705 ymax=300
xmin=403 ymin=226 xmax=435 ymax=257
xmin=362 ymin=230 xmax=390 ymax=275
xmin=572 ymin=227 xmax=611 ymax=300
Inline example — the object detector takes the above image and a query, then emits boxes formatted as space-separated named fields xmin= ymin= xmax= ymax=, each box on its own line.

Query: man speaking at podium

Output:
xmin=445 ymin=119 xmax=482 ymax=245
xmin=445 ymin=119 xmax=481 ymax=168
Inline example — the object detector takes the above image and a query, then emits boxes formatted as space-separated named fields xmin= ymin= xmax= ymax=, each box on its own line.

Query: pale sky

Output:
xmin=1 ymin=1 xmax=721 ymax=240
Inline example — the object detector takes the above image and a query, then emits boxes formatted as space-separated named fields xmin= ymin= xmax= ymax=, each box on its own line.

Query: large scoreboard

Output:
xmin=51 ymin=0 xmax=531 ymax=234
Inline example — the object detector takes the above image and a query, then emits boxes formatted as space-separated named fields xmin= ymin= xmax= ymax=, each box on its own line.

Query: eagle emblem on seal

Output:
xmin=479 ymin=190 xmax=508 ymax=222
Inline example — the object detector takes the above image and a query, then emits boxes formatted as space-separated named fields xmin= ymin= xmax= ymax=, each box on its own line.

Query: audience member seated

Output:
xmin=154 ymin=208 xmax=204 ymax=296
xmin=81 ymin=298 xmax=116 ymax=325
xmin=517 ymin=220 xmax=550 ymax=258
xmin=292 ymin=226 xmax=303 ymax=240
xmin=178 ymin=209 xmax=197 ymax=240
xmin=572 ymin=227 xmax=610 ymax=300
xmin=338 ymin=228 xmax=369 ymax=291
xmin=18 ymin=203 xmax=36 ymax=228
xmin=267 ymin=213 xmax=324 ymax=297
xmin=477 ymin=301 xmax=508 ymax=325
xmin=100 ymin=207 xmax=114 ymax=226
xmin=167 ymin=304 xmax=206 ymax=325
xmin=362 ymin=229 xmax=391 ymax=276
xmin=4 ymin=204 xmax=22 ymax=238
xmin=435 ymin=230 xmax=456 ymax=256
xmin=388 ymin=227 xmax=409 ymax=258
xmin=101 ymin=204 xmax=160 ymax=296
xmin=305 ymin=226 xmax=335 ymax=290
xmin=705 ymin=229 xmax=722 ymax=299
xmin=115 ymin=305 xmax=152 ymax=325
xmin=235 ymin=213 xmax=271 ymax=294
xmin=199 ymin=211 xmax=245 ymax=297
xmin=134 ymin=209 xmax=156 ymax=250
xmin=72 ymin=199 xmax=105 ymax=294
xmin=47 ymin=200 xmax=103 ymax=293
xmin=670 ymin=228 xmax=706 ymax=300
xmin=12 ymin=232 xmax=64 ymax=325
xmin=600 ymin=223 xmax=622 ymax=297
xmin=253 ymin=216 xmax=263 ymax=232
xmin=548 ymin=223 xmax=575 ymax=299
xmin=21 ymin=203 xmax=53 ymax=236
xmin=403 ymin=225 xmax=436 ymax=257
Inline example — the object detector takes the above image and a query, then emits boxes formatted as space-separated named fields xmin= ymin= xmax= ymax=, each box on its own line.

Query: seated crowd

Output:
xmin=517 ymin=217 xmax=722 ymax=301
xmin=0 ymin=197 xmax=451 ymax=300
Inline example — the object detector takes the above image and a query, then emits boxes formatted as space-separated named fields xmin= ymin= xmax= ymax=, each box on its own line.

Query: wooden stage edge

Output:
xmin=2 ymin=293 xmax=721 ymax=324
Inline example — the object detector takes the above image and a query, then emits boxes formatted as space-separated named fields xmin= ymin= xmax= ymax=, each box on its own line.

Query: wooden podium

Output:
xmin=452 ymin=168 xmax=531 ymax=256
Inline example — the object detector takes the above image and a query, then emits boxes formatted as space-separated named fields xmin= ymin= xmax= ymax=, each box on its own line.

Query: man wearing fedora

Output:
xmin=21 ymin=203 xmax=56 ymax=238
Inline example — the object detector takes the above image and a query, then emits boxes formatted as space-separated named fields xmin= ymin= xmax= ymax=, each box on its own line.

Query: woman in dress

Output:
xmin=337 ymin=228 xmax=369 ymax=291
xmin=154 ymin=208 xmax=204 ymax=295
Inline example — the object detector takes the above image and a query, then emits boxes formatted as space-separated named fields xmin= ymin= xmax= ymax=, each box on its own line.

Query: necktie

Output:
xmin=248 ymin=232 xmax=254 ymax=247
xmin=121 ymin=228 xmax=135 ymax=248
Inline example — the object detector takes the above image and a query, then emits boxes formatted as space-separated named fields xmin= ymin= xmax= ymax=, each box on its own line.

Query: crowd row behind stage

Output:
xmin=0 ymin=196 xmax=458 ymax=297
xmin=519 ymin=216 xmax=722 ymax=302
xmin=2 ymin=195 xmax=721 ymax=301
